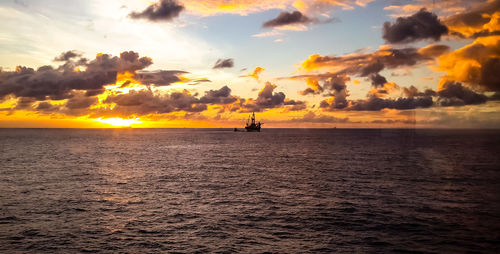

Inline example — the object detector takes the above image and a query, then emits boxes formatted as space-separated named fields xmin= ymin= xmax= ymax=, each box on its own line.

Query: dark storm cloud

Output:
xmin=134 ymin=70 xmax=186 ymax=86
xmin=262 ymin=11 xmax=312 ymax=28
xmin=129 ymin=0 xmax=184 ymax=22
xmin=213 ymin=58 xmax=234 ymax=69
xmin=437 ymin=81 xmax=488 ymax=106
xmin=383 ymin=8 xmax=448 ymax=44
xmin=199 ymin=86 xmax=238 ymax=104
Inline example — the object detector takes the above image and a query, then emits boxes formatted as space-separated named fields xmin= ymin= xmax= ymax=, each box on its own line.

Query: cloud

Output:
xmin=288 ymin=111 xmax=349 ymax=123
xmin=53 ymin=50 xmax=81 ymax=62
xmin=238 ymin=82 xmax=305 ymax=112
xmin=318 ymin=80 xmax=491 ymax=112
xmin=437 ymin=35 xmax=500 ymax=91
xmin=369 ymin=73 xmax=388 ymax=87
xmin=102 ymin=89 xmax=206 ymax=116
xmin=299 ymin=78 xmax=323 ymax=95
xmin=129 ymin=0 xmax=184 ymax=22
xmin=252 ymin=30 xmax=283 ymax=38
xmin=181 ymin=0 xmax=368 ymax=16
xmin=242 ymin=67 xmax=265 ymax=80
xmin=300 ymin=46 xmax=439 ymax=74
xmin=254 ymin=82 xmax=286 ymax=108
xmin=368 ymin=82 xmax=400 ymax=98
xmin=290 ymin=31 xmax=496 ymax=113
xmin=35 ymin=101 xmax=58 ymax=112
xmin=284 ymin=99 xmax=307 ymax=111
xmin=383 ymin=0 xmax=476 ymax=18
xmin=437 ymin=81 xmax=488 ymax=106
xmin=402 ymin=85 xmax=436 ymax=98
xmin=0 ymin=51 xmax=308 ymax=119
xmin=199 ymin=86 xmax=238 ymax=104
xmin=10 ymin=90 xmax=100 ymax=116
xmin=383 ymin=0 xmax=499 ymax=39
xmin=352 ymin=82 xmax=490 ymax=111
xmin=213 ymin=58 xmax=234 ymax=69
xmin=348 ymin=96 xmax=434 ymax=111
xmin=0 ymin=65 xmax=115 ymax=101
xmin=319 ymin=76 xmax=350 ymax=110
xmin=291 ymin=43 xmax=454 ymax=111
xmin=293 ymin=45 xmax=448 ymax=94
xmin=262 ymin=11 xmax=312 ymax=28
xmin=0 ymin=51 xmax=155 ymax=101
xmin=134 ymin=70 xmax=187 ymax=86
xmin=87 ymin=51 xmax=153 ymax=73
xmin=65 ymin=93 xmax=98 ymax=109
xmin=13 ymin=97 xmax=36 ymax=110
xmin=417 ymin=44 xmax=451 ymax=58
xmin=382 ymin=8 xmax=448 ymax=44
xmin=444 ymin=0 xmax=500 ymax=38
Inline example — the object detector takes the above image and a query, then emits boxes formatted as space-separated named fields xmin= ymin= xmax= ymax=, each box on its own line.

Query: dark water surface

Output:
xmin=0 ymin=128 xmax=499 ymax=253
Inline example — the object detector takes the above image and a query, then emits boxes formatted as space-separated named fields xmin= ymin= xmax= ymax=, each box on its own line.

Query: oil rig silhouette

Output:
xmin=244 ymin=112 xmax=262 ymax=132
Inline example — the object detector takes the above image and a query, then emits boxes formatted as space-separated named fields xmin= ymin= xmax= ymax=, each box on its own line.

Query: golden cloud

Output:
xmin=181 ymin=0 xmax=370 ymax=16
xmin=242 ymin=66 xmax=265 ymax=80
xmin=437 ymin=35 xmax=500 ymax=91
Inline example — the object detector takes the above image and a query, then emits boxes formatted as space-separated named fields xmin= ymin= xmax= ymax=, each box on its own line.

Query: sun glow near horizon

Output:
xmin=93 ymin=117 xmax=143 ymax=127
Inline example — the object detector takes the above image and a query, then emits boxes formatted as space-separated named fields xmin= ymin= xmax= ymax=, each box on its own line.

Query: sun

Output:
xmin=94 ymin=117 xmax=143 ymax=127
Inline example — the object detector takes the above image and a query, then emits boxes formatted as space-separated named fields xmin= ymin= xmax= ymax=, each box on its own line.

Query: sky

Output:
xmin=0 ymin=0 xmax=499 ymax=128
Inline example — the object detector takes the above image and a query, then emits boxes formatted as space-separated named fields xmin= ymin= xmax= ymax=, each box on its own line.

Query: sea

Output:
xmin=0 ymin=128 xmax=499 ymax=253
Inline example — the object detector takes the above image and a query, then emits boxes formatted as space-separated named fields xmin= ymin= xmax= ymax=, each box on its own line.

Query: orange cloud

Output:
xmin=299 ymin=77 xmax=323 ymax=95
xmin=299 ymin=45 xmax=447 ymax=74
xmin=368 ymin=82 xmax=400 ymax=98
xmin=443 ymin=0 xmax=500 ymax=38
xmin=437 ymin=35 xmax=500 ymax=91
xmin=242 ymin=67 xmax=265 ymax=80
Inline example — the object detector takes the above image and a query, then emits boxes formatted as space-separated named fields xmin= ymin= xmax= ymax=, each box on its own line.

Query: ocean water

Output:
xmin=0 ymin=128 xmax=499 ymax=253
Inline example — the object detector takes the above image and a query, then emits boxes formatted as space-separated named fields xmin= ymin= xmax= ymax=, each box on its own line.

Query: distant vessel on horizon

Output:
xmin=244 ymin=112 xmax=262 ymax=132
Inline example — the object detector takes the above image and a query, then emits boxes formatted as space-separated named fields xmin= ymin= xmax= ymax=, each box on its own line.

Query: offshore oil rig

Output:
xmin=244 ymin=112 xmax=262 ymax=132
